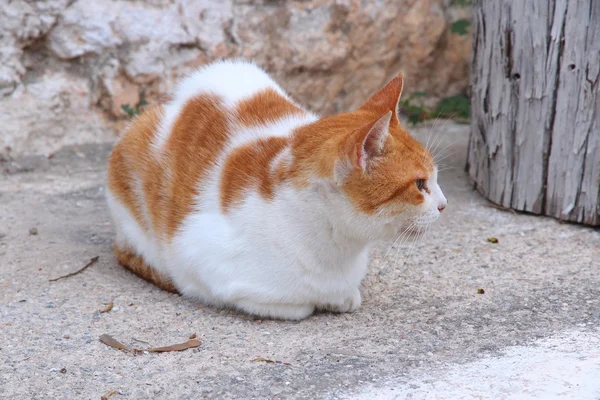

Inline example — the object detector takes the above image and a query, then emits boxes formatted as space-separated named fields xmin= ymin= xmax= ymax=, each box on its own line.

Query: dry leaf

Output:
xmin=148 ymin=339 xmax=201 ymax=353
xmin=189 ymin=333 xmax=197 ymax=339
xmin=100 ymin=301 xmax=114 ymax=313
xmin=487 ymin=237 xmax=499 ymax=244
xmin=252 ymin=357 xmax=275 ymax=363
xmin=99 ymin=334 xmax=201 ymax=353
xmin=252 ymin=357 xmax=291 ymax=366
xmin=99 ymin=334 xmax=129 ymax=351
xmin=101 ymin=389 xmax=118 ymax=400
xmin=477 ymin=288 xmax=485 ymax=294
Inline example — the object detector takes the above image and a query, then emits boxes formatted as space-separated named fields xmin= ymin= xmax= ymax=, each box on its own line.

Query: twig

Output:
xmin=132 ymin=338 xmax=151 ymax=346
xmin=485 ymin=203 xmax=518 ymax=215
xmin=101 ymin=389 xmax=119 ymax=400
xmin=252 ymin=357 xmax=291 ymax=366
xmin=49 ymin=256 xmax=99 ymax=282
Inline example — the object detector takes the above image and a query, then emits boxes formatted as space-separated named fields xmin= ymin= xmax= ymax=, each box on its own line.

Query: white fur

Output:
xmin=107 ymin=60 xmax=446 ymax=320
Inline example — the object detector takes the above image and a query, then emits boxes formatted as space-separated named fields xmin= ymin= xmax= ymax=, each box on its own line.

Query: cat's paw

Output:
xmin=235 ymin=300 xmax=314 ymax=320
xmin=320 ymin=289 xmax=361 ymax=313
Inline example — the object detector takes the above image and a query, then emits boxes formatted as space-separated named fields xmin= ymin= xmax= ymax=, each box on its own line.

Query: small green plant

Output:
xmin=398 ymin=92 xmax=430 ymax=125
xmin=450 ymin=0 xmax=471 ymax=36
xmin=435 ymin=94 xmax=470 ymax=122
xmin=451 ymin=19 xmax=470 ymax=35
xmin=399 ymin=92 xmax=471 ymax=125
xmin=121 ymin=90 xmax=148 ymax=118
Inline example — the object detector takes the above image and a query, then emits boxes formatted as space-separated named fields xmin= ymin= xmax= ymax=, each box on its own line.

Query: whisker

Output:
xmin=425 ymin=112 xmax=444 ymax=155
xmin=433 ymin=150 xmax=456 ymax=165
xmin=435 ymin=167 xmax=457 ymax=173
xmin=378 ymin=223 xmax=417 ymax=276
xmin=429 ymin=115 xmax=457 ymax=158
xmin=432 ymin=133 xmax=455 ymax=161
xmin=400 ymin=223 xmax=431 ymax=273
xmin=380 ymin=223 xmax=415 ymax=266
xmin=395 ymin=228 xmax=421 ymax=269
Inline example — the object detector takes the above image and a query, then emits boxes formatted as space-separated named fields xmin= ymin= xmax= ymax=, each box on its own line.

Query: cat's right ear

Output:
xmin=358 ymin=73 xmax=404 ymax=125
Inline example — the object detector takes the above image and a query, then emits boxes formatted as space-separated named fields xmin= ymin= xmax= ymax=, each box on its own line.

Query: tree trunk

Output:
xmin=467 ymin=0 xmax=600 ymax=226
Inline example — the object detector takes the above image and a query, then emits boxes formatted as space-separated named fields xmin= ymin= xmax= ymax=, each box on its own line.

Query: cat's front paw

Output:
xmin=320 ymin=289 xmax=361 ymax=313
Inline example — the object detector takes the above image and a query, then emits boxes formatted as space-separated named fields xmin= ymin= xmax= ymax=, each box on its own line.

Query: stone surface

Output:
xmin=1 ymin=122 xmax=599 ymax=399
xmin=0 ymin=0 xmax=471 ymax=156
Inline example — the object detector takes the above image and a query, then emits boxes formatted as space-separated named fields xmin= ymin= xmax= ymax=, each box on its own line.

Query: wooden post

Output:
xmin=467 ymin=0 xmax=600 ymax=226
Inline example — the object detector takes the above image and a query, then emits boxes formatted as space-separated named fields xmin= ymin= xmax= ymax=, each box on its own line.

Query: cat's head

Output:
xmin=294 ymin=72 xmax=447 ymax=241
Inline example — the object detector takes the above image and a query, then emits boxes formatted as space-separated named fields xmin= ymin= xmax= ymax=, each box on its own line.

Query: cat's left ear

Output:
xmin=359 ymin=72 xmax=404 ymax=125
xmin=347 ymin=111 xmax=392 ymax=171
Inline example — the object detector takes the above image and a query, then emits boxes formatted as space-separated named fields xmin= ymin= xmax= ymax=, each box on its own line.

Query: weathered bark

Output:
xmin=467 ymin=0 xmax=600 ymax=225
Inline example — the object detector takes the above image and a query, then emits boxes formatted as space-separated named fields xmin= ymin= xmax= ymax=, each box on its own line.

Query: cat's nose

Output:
xmin=438 ymin=202 xmax=446 ymax=212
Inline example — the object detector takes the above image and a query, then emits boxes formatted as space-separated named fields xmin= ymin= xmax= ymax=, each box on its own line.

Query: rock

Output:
xmin=1 ymin=0 xmax=472 ymax=156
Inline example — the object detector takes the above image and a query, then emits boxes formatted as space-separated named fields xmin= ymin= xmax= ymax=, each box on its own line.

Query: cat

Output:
xmin=106 ymin=60 xmax=447 ymax=320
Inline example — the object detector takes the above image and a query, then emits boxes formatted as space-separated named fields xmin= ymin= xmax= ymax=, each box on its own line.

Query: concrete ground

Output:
xmin=1 ymin=122 xmax=599 ymax=399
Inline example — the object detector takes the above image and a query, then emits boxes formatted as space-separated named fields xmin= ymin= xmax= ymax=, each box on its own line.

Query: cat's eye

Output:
xmin=416 ymin=179 xmax=426 ymax=191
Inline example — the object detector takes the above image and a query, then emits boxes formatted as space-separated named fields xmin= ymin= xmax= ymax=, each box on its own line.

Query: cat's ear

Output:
xmin=348 ymin=111 xmax=392 ymax=171
xmin=359 ymin=72 xmax=404 ymax=124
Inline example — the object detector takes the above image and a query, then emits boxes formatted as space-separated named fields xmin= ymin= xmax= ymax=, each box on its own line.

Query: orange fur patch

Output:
xmin=158 ymin=95 xmax=230 ymax=238
xmin=109 ymin=95 xmax=229 ymax=244
xmin=235 ymin=88 xmax=304 ymax=127
xmin=108 ymin=105 xmax=164 ymax=230
xmin=220 ymin=137 xmax=289 ymax=212
xmin=114 ymin=244 xmax=179 ymax=293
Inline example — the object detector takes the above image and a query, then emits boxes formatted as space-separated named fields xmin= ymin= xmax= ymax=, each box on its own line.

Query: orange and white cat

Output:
xmin=106 ymin=60 xmax=447 ymax=320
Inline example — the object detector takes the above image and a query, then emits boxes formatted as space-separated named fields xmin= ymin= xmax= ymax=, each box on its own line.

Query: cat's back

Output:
xmin=107 ymin=60 xmax=315 ymax=244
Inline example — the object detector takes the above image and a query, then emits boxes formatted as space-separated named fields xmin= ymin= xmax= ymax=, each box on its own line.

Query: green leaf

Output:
xmin=121 ymin=104 xmax=136 ymax=117
xmin=435 ymin=94 xmax=471 ymax=120
xmin=453 ymin=0 xmax=472 ymax=6
xmin=451 ymin=19 xmax=471 ymax=35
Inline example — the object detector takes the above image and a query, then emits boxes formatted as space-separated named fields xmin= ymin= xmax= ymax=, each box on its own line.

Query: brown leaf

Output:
xmin=189 ymin=333 xmax=197 ymax=339
xmin=101 ymin=389 xmax=118 ymax=400
xmin=99 ymin=334 xmax=201 ymax=354
xmin=147 ymin=339 xmax=201 ymax=353
xmin=477 ymin=288 xmax=485 ymax=294
xmin=49 ymin=256 xmax=99 ymax=282
xmin=99 ymin=334 xmax=129 ymax=351
xmin=100 ymin=301 xmax=114 ymax=313
xmin=252 ymin=357 xmax=275 ymax=363
xmin=252 ymin=357 xmax=291 ymax=366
